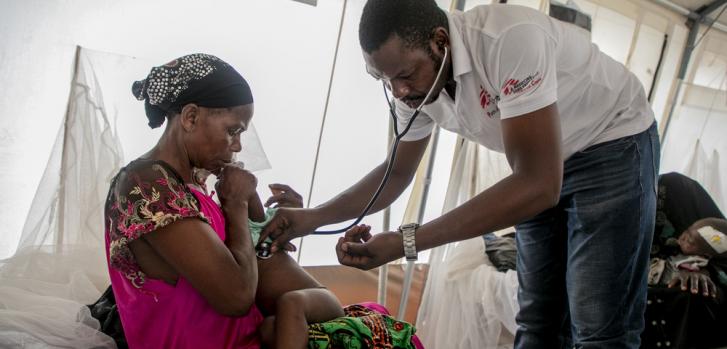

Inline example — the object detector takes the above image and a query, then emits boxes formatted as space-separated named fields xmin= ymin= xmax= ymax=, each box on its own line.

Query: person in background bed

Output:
xmin=104 ymin=53 xmax=343 ymax=349
xmin=644 ymin=172 xmax=727 ymax=348
xmin=650 ymin=172 xmax=727 ymax=296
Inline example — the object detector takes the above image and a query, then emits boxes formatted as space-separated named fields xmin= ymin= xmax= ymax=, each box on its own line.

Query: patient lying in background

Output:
xmin=649 ymin=172 xmax=727 ymax=297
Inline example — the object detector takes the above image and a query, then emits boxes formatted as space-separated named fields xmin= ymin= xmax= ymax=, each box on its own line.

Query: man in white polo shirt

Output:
xmin=261 ymin=1 xmax=660 ymax=347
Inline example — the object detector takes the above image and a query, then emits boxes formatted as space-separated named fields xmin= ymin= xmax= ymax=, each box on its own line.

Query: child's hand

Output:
xmin=668 ymin=269 xmax=718 ymax=298
xmin=265 ymin=184 xmax=303 ymax=208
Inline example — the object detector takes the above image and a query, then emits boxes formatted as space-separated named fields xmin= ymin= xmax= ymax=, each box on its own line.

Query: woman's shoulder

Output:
xmin=118 ymin=158 xmax=183 ymax=183
xmin=105 ymin=158 xmax=200 ymax=224
xmin=108 ymin=159 xmax=186 ymax=197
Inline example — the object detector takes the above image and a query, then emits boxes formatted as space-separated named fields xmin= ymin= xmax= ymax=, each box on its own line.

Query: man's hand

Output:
xmin=668 ymin=269 xmax=718 ymax=298
xmin=335 ymin=225 xmax=404 ymax=270
xmin=259 ymin=208 xmax=321 ymax=252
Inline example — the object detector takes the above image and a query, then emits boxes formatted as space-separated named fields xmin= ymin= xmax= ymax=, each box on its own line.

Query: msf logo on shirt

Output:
xmin=479 ymin=86 xmax=500 ymax=118
xmin=502 ymin=72 xmax=543 ymax=96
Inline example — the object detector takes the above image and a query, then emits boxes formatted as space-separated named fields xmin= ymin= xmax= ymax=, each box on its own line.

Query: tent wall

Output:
xmin=1 ymin=0 xmax=724 ymax=264
xmin=0 ymin=0 xmax=429 ymax=262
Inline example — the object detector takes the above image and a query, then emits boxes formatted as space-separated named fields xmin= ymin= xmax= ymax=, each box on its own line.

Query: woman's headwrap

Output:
xmin=132 ymin=53 xmax=253 ymax=128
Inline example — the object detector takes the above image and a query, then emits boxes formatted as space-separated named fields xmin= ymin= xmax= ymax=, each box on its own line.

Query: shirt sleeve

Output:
xmin=394 ymin=99 xmax=435 ymax=141
xmin=490 ymin=24 xmax=558 ymax=119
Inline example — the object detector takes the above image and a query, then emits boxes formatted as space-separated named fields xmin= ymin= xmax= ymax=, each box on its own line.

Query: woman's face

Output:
xmin=186 ymin=103 xmax=253 ymax=175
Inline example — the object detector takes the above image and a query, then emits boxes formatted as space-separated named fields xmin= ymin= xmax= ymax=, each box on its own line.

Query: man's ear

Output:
xmin=180 ymin=104 xmax=199 ymax=132
xmin=431 ymin=27 xmax=450 ymax=54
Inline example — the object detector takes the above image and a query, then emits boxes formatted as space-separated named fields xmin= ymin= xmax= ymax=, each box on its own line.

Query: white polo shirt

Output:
xmin=395 ymin=5 xmax=655 ymax=159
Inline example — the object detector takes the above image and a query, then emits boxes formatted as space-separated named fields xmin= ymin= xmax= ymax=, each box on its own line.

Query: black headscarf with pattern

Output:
xmin=132 ymin=53 xmax=253 ymax=128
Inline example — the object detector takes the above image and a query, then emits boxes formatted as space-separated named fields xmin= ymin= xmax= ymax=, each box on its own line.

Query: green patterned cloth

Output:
xmin=247 ymin=208 xmax=277 ymax=245
xmin=308 ymin=304 xmax=416 ymax=349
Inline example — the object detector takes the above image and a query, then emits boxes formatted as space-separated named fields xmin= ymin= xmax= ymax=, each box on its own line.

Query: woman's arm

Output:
xmin=141 ymin=208 xmax=258 ymax=316
xmin=139 ymin=165 xmax=260 ymax=316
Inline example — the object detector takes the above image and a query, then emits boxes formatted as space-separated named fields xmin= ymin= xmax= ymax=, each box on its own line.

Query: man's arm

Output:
xmin=314 ymin=135 xmax=431 ymax=225
xmin=416 ymin=103 xmax=562 ymax=250
xmin=260 ymin=135 xmax=430 ymax=250
xmin=338 ymin=104 xmax=563 ymax=269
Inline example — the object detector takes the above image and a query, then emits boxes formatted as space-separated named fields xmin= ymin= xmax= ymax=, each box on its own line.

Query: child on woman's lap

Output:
xmin=210 ymin=166 xmax=344 ymax=348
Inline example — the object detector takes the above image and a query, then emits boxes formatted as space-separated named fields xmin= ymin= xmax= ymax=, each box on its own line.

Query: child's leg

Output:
xmin=273 ymin=288 xmax=342 ymax=349
xmin=256 ymin=252 xmax=344 ymax=348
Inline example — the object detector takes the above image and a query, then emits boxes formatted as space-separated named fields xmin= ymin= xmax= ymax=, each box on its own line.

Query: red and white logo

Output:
xmin=479 ymin=85 xmax=500 ymax=118
xmin=479 ymin=86 xmax=491 ymax=108
xmin=501 ymin=72 xmax=542 ymax=96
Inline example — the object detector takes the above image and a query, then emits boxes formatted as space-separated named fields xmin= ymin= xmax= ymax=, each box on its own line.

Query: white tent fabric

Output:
xmin=0 ymin=47 xmax=120 ymax=348
xmin=661 ymin=103 xmax=727 ymax=213
xmin=416 ymin=138 xmax=519 ymax=349
xmin=0 ymin=0 xmax=419 ymax=266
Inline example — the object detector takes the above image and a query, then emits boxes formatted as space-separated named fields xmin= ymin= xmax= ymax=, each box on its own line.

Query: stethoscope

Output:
xmin=311 ymin=46 xmax=449 ymax=235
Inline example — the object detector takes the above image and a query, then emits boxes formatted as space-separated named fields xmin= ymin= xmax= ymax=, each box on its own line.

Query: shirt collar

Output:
xmin=447 ymin=11 xmax=472 ymax=81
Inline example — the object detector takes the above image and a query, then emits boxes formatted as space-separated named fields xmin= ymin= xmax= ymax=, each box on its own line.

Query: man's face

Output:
xmin=363 ymin=35 xmax=447 ymax=109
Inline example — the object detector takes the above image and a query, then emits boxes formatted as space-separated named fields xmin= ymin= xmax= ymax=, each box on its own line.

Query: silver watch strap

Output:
xmin=399 ymin=223 xmax=418 ymax=261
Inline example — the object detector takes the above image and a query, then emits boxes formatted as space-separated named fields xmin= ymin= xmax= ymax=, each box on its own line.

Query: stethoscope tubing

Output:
xmin=311 ymin=47 xmax=449 ymax=235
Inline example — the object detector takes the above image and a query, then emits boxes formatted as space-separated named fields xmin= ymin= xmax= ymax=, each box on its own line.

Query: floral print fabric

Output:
xmin=105 ymin=159 xmax=207 ymax=288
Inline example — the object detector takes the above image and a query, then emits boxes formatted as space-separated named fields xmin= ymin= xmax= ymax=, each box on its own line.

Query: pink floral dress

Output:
xmin=104 ymin=159 xmax=263 ymax=348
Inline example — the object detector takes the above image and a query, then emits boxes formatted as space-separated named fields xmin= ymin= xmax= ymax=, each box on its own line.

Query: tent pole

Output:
xmin=656 ymin=0 xmax=727 ymax=140
xmin=397 ymin=126 xmax=441 ymax=320
xmin=56 ymin=46 xmax=82 ymax=251
xmin=378 ymin=122 xmax=394 ymax=306
xmin=297 ymin=0 xmax=348 ymax=263
xmin=395 ymin=0 xmax=467 ymax=321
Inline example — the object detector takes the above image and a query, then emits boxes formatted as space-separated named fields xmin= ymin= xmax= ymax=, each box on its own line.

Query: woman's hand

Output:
xmin=668 ymin=269 xmax=718 ymax=298
xmin=215 ymin=162 xmax=258 ymax=206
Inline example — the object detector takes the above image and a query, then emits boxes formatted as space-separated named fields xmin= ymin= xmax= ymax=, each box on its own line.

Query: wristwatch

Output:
xmin=398 ymin=223 xmax=419 ymax=261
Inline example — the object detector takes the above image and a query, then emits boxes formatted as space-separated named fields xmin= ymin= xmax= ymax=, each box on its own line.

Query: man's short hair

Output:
xmin=359 ymin=0 xmax=448 ymax=53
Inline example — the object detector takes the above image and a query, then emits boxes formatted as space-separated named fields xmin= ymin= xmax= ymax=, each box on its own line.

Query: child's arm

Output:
xmin=248 ymin=192 xmax=266 ymax=223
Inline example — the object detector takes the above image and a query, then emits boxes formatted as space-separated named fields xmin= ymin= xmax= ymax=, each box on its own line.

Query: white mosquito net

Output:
xmin=0 ymin=47 xmax=123 ymax=348
xmin=0 ymin=46 xmax=271 ymax=348
xmin=416 ymin=138 xmax=520 ymax=349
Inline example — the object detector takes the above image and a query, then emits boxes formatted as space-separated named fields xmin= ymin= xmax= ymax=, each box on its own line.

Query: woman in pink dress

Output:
xmin=103 ymin=54 xmax=343 ymax=348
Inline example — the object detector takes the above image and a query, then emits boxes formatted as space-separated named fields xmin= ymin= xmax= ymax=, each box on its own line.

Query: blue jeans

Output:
xmin=514 ymin=123 xmax=660 ymax=349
